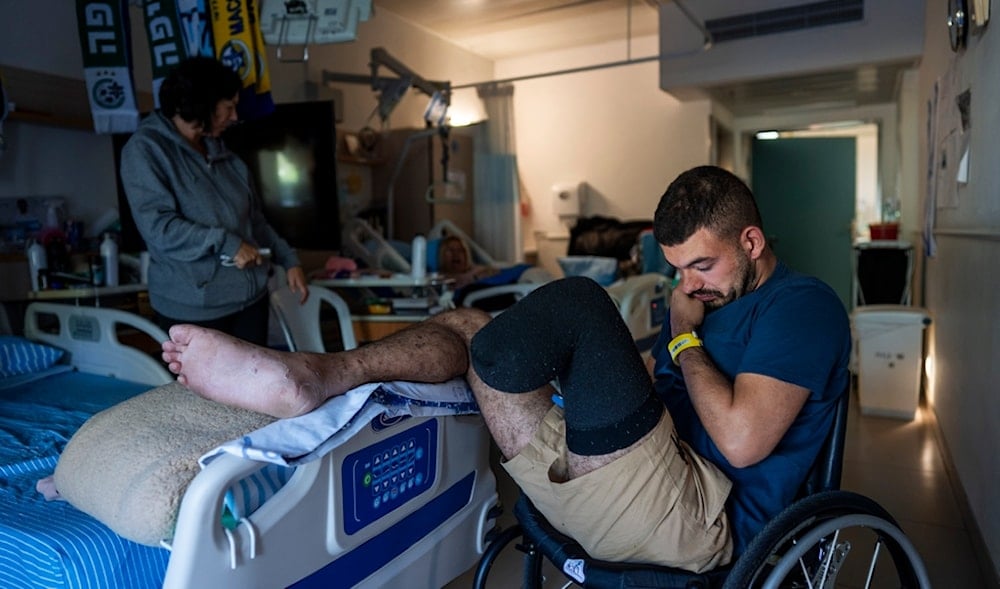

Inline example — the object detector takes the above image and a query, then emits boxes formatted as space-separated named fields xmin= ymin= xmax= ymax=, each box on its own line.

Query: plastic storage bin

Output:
xmin=851 ymin=305 xmax=931 ymax=420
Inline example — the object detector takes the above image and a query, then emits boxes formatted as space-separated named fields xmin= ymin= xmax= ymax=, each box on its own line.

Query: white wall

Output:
xmin=0 ymin=122 xmax=119 ymax=235
xmin=495 ymin=35 xmax=712 ymax=273
xmin=918 ymin=0 xmax=1000 ymax=577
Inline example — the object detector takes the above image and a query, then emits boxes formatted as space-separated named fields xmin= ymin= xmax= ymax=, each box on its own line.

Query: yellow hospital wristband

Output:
xmin=668 ymin=331 xmax=703 ymax=365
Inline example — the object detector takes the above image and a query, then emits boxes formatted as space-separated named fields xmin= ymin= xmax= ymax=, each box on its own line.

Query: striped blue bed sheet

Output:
xmin=0 ymin=369 xmax=169 ymax=589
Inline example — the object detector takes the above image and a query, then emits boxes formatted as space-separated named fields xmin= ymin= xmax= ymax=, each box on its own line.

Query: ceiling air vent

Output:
xmin=705 ymin=0 xmax=864 ymax=43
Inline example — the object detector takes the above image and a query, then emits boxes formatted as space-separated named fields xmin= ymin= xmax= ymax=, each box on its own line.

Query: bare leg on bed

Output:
xmin=162 ymin=313 xmax=478 ymax=418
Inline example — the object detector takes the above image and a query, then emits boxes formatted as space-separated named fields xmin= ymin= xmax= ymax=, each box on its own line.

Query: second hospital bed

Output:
xmin=2 ymin=302 xmax=499 ymax=588
xmin=341 ymin=217 xmax=672 ymax=352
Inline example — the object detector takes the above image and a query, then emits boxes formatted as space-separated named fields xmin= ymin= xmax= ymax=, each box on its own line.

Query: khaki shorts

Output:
xmin=502 ymin=405 xmax=734 ymax=573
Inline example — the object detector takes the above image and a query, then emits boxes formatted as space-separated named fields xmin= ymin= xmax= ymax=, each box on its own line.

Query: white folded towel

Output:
xmin=200 ymin=378 xmax=478 ymax=468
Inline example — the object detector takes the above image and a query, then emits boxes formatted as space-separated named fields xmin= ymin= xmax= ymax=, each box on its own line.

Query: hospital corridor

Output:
xmin=449 ymin=384 xmax=994 ymax=588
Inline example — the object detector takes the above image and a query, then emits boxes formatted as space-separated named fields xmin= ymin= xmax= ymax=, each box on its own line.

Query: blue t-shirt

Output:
xmin=650 ymin=262 xmax=851 ymax=554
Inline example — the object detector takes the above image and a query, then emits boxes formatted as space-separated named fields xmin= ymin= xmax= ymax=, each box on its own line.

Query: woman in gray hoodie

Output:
xmin=121 ymin=57 xmax=308 ymax=345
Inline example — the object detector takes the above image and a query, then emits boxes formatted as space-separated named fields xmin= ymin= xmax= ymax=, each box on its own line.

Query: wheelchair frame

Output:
xmin=473 ymin=387 xmax=932 ymax=588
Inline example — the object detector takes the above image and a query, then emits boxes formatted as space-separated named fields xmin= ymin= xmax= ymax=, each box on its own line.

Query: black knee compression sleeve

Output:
xmin=470 ymin=276 xmax=663 ymax=455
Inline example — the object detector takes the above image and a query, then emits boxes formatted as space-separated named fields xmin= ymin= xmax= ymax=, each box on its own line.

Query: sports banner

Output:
xmin=208 ymin=0 xmax=273 ymax=119
xmin=142 ymin=0 xmax=215 ymax=107
xmin=177 ymin=0 xmax=215 ymax=58
xmin=75 ymin=0 xmax=140 ymax=133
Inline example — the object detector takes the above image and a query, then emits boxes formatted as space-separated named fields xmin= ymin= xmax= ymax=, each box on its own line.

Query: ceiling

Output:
xmin=371 ymin=0 xmax=910 ymax=118
xmin=373 ymin=0 xmax=661 ymax=60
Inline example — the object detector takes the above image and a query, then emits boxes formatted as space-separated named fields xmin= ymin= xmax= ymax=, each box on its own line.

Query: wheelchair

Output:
xmin=472 ymin=389 xmax=932 ymax=588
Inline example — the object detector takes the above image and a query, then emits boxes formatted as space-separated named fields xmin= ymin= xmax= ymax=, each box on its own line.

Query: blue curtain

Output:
xmin=474 ymin=83 xmax=521 ymax=262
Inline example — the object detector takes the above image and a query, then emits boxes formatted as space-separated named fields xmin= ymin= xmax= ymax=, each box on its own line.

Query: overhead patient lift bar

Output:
xmin=322 ymin=47 xmax=451 ymax=125
xmin=323 ymin=48 xmax=457 ymax=238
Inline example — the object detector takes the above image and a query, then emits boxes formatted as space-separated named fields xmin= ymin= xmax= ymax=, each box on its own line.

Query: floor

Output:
xmin=446 ymin=388 xmax=999 ymax=588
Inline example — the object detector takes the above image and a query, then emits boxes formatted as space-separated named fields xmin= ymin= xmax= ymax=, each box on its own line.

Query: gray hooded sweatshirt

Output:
xmin=121 ymin=112 xmax=300 ymax=321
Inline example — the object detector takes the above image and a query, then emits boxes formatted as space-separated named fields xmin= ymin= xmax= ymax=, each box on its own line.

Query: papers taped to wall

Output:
xmin=260 ymin=0 xmax=372 ymax=45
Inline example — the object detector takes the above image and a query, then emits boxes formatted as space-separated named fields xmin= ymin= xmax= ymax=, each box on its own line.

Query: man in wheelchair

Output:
xmin=161 ymin=165 xmax=851 ymax=574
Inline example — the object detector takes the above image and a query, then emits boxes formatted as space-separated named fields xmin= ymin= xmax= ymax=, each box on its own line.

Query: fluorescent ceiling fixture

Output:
xmin=755 ymin=130 xmax=780 ymax=140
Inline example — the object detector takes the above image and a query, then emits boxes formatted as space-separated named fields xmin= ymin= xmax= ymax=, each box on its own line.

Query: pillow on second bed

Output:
xmin=0 ymin=336 xmax=65 ymax=378
xmin=54 ymin=381 xmax=276 ymax=546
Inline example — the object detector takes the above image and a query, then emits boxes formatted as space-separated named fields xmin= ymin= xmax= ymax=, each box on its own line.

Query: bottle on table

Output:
xmin=101 ymin=233 xmax=119 ymax=287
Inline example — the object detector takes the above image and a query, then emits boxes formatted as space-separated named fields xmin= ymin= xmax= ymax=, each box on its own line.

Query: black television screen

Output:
xmin=114 ymin=100 xmax=340 ymax=253
xmin=224 ymin=100 xmax=341 ymax=251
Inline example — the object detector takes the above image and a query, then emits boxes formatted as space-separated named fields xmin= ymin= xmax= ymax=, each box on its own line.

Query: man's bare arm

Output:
xmin=676 ymin=348 xmax=809 ymax=468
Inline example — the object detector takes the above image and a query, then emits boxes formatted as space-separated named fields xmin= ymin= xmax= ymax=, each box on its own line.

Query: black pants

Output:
xmin=156 ymin=295 xmax=271 ymax=346
xmin=470 ymin=276 xmax=663 ymax=456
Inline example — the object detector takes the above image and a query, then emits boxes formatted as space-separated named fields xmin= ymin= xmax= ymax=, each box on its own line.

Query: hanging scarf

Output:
xmin=142 ymin=0 xmax=215 ymax=107
xmin=75 ymin=0 xmax=140 ymax=133
xmin=208 ymin=0 xmax=274 ymax=120
xmin=177 ymin=0 xmax=215 ymax=58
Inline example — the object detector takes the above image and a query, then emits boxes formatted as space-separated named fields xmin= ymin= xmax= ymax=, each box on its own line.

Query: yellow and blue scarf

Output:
xmin=208 ymin=0 xmax=274 ymax=119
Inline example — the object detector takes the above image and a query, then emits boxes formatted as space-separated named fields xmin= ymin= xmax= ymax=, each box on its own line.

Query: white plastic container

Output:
xmin=411 ymin=235 xmax=427 ymax=279
xmin=100 ymin=233 xmax=119 ymax=287
xmin=851 ymin=305 xmax=931 ymax=420
xmin=27 ymin=239 xmax=48 ymax=291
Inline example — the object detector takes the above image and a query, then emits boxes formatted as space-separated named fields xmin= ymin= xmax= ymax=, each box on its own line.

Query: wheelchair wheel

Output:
xmin=723 ymin=490 xmax=931 ymax=589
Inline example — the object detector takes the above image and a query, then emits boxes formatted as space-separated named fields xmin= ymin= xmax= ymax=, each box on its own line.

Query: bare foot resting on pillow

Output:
xmin=162 ymin=325 xmax=343 ymax=418
xmin=161 ymin=321 xmax=473 ymax=418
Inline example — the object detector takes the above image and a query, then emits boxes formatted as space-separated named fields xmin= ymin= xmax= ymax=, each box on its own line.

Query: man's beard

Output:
xmin=697 ymin=251 xmax=756 ymax=311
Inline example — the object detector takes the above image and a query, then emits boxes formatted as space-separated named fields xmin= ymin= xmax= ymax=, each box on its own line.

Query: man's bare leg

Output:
xmin=162 ymin=314 xmax=473 ymax=418
xmin=430 ymin=310 xmax=554 ymax=461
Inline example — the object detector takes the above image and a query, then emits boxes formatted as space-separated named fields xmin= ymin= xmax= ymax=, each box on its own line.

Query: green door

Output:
xmin=751 ymin=137 xmax=855 ymax=308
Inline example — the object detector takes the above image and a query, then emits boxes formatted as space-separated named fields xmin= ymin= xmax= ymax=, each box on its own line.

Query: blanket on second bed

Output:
xmin=54 ymin=382 xmax=276 ymax=546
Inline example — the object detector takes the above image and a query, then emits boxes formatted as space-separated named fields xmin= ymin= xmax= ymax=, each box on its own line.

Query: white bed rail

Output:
xmin=341 ymin=217 xmax=412 ymax=274
xmin=24 ymin=302 xmax=171 ymax=386
xmin=163 ymin=415 xmax=498 ymax=589
xmin=606 ymin=273 xmax=672 ymax=351
xmin=428 ymin=219 xmax=499 ymax=267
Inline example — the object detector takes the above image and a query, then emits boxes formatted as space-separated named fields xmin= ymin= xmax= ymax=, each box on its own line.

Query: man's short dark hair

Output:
xmin=653 ymin=165 xmax=764 ymax=246
xmin=158 ymin=57 xmax=242 ymax=130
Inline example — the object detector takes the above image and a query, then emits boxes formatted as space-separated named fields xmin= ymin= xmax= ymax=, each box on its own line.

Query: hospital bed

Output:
xmin=0 ymin=302 xmax=173 ymax=588
xmin=2 ymin=301 xmax=499 ymax=588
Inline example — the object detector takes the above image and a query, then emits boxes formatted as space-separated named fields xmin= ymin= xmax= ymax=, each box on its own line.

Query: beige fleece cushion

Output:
xmin=54 ymin=381 xmax=276 ymax=546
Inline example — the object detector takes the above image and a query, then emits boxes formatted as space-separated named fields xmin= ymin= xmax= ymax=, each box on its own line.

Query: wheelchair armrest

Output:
xmin=514 ymin=494 xmax=727 ymax=588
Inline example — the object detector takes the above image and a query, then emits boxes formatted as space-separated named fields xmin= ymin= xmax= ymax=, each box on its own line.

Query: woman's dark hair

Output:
xmin=158 ymin=57 xmax=242 ymax=130
xmin=653 ymin=165 xmax=764 ymax=246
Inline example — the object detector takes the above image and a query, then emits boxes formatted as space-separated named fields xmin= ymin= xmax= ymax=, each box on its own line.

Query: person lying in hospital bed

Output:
xmin=437 ymin=234 xmax=499 ymax=289
xmin=435 ymin=234 xmax=537 ymax=311
xmin=160 ymin=165 xmax=851 ymax=571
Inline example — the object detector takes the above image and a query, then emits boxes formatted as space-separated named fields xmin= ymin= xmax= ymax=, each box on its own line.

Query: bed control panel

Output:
xmin=341 ymin=418 xmax=438 ymax=534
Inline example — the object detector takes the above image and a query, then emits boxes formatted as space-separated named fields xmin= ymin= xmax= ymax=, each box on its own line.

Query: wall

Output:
xmin=494 ymin=35 xmax=712 ymax=274
xmin=0 ymin=2 xmax=493 ymax=243
xmin=918 ymin=0 xmax=1000 ymax=577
